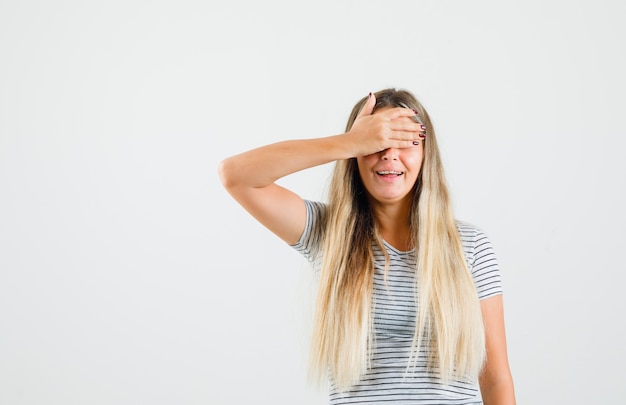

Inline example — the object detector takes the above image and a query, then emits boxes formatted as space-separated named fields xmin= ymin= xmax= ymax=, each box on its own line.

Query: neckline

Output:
xmin=382 ymin=239 xmax=415 ymax=255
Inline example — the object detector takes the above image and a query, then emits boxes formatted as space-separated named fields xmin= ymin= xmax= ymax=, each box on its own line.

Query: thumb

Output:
xmin=357 ymin=92 xmax=376 ymax=117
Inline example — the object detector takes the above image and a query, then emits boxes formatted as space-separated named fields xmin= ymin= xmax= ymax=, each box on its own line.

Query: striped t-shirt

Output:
xmin=292 ymin=200 xmax=503 ymax=405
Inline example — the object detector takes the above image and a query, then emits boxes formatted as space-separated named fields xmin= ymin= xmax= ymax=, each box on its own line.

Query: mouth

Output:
xmin=376 ymin=170 xmax=404 ymax=177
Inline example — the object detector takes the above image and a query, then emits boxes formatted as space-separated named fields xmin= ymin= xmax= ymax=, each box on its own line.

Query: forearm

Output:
xmin=219 ymin=134 xmax=354 ymax=190
xmin=479 ymin=295 xmax=516 ymax=405
xmin=219 ymin=98 xmax=423 ymax=191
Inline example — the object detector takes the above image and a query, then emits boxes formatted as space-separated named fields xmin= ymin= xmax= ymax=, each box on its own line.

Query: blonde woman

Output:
xmin=218 ymin=88 xmax=515 ymax=404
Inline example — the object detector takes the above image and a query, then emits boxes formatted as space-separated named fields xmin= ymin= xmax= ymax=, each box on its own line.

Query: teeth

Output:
xmin=377 ymin=171 xmax=403 ymax=175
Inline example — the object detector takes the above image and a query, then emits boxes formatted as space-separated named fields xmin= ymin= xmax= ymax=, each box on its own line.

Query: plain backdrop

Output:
xmin=1 ymin=1 xmax=625 ymax=404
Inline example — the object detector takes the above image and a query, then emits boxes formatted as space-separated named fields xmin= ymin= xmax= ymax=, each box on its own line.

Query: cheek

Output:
xmin=356 ymin=158 xmax=367 ymax=180
xmin=402 ymin=150 xmax=424 ymax=170
xmin=357 ymin=155 xmax=377 ymax=171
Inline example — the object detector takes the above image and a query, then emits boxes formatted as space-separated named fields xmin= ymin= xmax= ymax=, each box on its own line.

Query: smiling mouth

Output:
xmin=376 ymin=170 xmax=404 ymax=176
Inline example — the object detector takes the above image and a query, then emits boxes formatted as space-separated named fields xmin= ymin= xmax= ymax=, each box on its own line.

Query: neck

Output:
xmin=370 ymin=198 xmax=413 ymax=251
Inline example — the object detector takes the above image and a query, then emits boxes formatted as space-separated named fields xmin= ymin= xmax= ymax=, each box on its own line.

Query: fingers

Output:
xmin=384 ymin=106 xmax=421 ymax=120
xmin=388 ymin=120 xmax=427 ymax=140
xmin=357 ymin=92 xmax=376 ymax=117
xmin=390 ymin=119 xmax=427 ymax=146
xmin=378 ymin=106 xmax=425 ymax=134
xmin=384 ymin=139 xmax=423 ymax=150
xmin=391 ymin=133 xmax=425 ymax=146
xmin=351 ymin=94 xmax=427 ymax=153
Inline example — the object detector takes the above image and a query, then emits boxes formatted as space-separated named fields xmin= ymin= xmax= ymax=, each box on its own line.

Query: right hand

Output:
xmin=346 ymin=93 xmax=425 ymax=156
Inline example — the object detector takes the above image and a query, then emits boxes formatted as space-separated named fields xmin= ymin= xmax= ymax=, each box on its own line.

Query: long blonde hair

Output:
xmin=310 ymin=88 xmax=485 ymax=390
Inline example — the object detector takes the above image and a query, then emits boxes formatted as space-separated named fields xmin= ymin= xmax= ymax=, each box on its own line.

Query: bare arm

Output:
xmin=479 ymin=295 xmax=516 ymax=404
xmin=218 ymin=135 xmax=355 ymax=244
xmin=217 ymin=93 xmax=424 ymax=244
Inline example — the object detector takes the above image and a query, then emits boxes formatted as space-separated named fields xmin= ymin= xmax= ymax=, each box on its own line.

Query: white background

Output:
xmin=1 ymin=1 xmax=625 ymax=404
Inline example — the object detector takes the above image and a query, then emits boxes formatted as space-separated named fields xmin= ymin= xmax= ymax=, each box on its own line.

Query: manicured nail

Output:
xmin=421 ymin=125 xmax=426 ymax=130
xmin=412 ymin=109 xmax=419 ymax=114
xmin=413 ymin=141 xmax=419 ymax=145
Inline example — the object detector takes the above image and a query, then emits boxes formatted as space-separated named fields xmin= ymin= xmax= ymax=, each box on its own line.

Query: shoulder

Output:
xmin=304 ymin=199 xmax=328 ymax=216
xmin=455 ymin=219 xmax=499 ymax=269
xmin=456 ymin=219 xmax=504 ymax=298
xmin=456 ymin=219 xmax=487 ymax=246
xmin=302 ymin=199 xmax=328 ymax=229
xmin=291 ymin=200 xmax=328 ymax=262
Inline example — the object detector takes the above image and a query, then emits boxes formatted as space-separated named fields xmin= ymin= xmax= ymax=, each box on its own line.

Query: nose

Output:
xmin=381 ymin=148 xmax=399 ymax=160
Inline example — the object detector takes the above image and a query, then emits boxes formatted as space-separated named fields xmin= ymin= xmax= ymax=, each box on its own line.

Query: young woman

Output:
xmin=218 ymin=88 xmax=515 ymax=404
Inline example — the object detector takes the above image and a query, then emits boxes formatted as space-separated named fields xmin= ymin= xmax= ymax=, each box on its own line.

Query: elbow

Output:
xmin=479 ymin=372 xmax=516 ymax=405
xmin=217 ymin=158 xmax=237 ymax=191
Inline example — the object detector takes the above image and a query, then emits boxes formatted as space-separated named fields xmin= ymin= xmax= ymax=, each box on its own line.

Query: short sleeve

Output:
xmin=291 ymin=199 xmax=327 ymax=263
xmin=457 ymin=221 xmax=504 ymax=300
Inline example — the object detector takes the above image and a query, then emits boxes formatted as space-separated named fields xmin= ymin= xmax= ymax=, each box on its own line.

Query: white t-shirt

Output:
xmin=292 ymin=200 xmax=504 ymax=405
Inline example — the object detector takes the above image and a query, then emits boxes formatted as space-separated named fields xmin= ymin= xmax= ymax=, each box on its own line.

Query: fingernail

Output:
xmin=421 ymin=125 xmax=426 ymax=130
xmin=413 ymin=141 xmax=419 ymax=145
xmin=412 ymin=109 xmax=419 ymax=115
xmin=368 ymin=92 xmax=372 ymax=98
xmin=419 ymin=134 xmax=426 ymax=138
